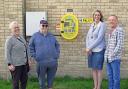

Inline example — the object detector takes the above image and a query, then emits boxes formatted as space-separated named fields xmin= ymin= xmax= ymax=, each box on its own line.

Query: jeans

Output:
xmin=36 ymin=61 xmax=58 ymax=89
xmin=106 ymin=60 xmax=120 ymax=89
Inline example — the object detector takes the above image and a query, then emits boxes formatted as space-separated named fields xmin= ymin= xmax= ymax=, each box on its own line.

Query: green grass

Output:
xmin=0 ymin=76 xmax=128 ymax=89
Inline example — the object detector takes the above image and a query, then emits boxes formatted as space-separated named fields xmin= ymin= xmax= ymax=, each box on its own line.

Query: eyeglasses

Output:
xmin=13 ymin=27 xmax=19 ymax=29
xmin=42 ymin=25 xmax=48 ymax=27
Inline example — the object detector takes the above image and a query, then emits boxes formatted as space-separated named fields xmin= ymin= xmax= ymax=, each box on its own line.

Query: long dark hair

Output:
xmin=93 ymin=10 xmax=104 ymax=22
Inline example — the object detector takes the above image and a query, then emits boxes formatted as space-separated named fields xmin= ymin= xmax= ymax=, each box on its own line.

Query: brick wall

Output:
xmin=1 ymin=0 xmax=128 ymax=79
xmin=26 ymin=0 xmax=128 ymax=78
xmin=0 ymin=0 xmax=24 ymax=79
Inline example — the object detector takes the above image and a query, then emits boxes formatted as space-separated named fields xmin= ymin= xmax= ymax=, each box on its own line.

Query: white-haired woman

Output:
xmin=5 ymin=21 xmax=29 ymax=89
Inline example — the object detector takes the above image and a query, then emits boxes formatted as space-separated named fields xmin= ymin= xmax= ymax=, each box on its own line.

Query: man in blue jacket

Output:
xmin=29 ymin=19 xmax=60 ymax=89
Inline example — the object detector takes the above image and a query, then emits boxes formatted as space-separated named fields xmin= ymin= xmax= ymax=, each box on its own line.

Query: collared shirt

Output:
xmin=86 ymin=21 xmax=106 ymax=52
xmin=104 ymin=26 xmax=124 ymax=63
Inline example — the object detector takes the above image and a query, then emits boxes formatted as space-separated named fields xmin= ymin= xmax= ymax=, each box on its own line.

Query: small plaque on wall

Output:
xmin=81 ymin=18 xmax=93 ymax=23
xmin=67 ymin=9 xmax=73 ymax=12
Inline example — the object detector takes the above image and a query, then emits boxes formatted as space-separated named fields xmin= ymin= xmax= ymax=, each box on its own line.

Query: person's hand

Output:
xmin=86 ymin=48 xmax=90 ymax=52
xmin=8 ymin=65 xmax=15 ymax=71
xmin=28 ymin=59 xmax=36 ymax=65
xmin=86 ymin=48 xmax=91 ymax=55
xmin=29 ymin=57 xmax=36 ymax=64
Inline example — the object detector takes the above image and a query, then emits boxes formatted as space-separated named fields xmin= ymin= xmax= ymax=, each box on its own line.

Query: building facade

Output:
xmin=0 ymin=0 xmax=128 ymax=79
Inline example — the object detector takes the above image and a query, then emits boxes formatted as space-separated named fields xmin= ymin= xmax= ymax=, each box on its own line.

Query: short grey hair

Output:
xmin=9 ymin=21 xmax=18 ymax=29
xmin=109 ymin=15 xmax=118 ymax=21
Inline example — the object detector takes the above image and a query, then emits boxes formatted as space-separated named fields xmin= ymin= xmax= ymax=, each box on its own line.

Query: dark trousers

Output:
xmin=10 ymin=65 xmax=28 ymax=89
xmin=37 ymin=61 xmax=58 ymax=89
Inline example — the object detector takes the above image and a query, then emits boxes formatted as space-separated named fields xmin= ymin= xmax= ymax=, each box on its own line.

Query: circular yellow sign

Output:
xmin=60 ymin=14 xmax=79 ymax=40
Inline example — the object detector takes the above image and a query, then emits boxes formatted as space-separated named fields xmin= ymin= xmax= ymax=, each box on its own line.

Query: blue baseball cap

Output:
xmin=40 ymin=20 xmax=48 ymax=24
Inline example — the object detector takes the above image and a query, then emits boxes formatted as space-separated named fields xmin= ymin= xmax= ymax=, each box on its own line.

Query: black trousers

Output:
xmin=10 ymin=65 xmax=28 ymax=89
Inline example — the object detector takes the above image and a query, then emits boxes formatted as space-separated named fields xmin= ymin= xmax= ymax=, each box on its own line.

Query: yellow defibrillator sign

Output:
xmin=60 ymin=13 xmax=79 ymax=40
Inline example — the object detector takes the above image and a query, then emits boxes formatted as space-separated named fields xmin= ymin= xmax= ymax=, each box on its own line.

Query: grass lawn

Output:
xmin=0 ymin=76 xmax=128 ymax=89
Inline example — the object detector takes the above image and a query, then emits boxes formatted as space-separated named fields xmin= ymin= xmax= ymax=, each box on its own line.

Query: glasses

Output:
xmin=42 ymin=25 xmax=48 ymax=27
xmin=14 ymin=27 xmax=19 ymax=29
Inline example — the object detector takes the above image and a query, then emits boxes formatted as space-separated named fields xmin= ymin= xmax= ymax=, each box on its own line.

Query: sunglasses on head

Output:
xmin=42 ymin=24 xmax=48 ymax=27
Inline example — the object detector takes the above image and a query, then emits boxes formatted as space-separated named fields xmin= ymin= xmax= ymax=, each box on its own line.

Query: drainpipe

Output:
xmin=22 ymin=0 xmax=26 ymax=40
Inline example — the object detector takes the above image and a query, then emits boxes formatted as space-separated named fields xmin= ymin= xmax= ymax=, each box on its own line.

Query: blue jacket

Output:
xmin=29 ymin=32 xmax=60 ymax=62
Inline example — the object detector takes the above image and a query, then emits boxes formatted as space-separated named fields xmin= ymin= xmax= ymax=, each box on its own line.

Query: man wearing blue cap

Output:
xmin=29 ymin=19 xmax=60 ymax=89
